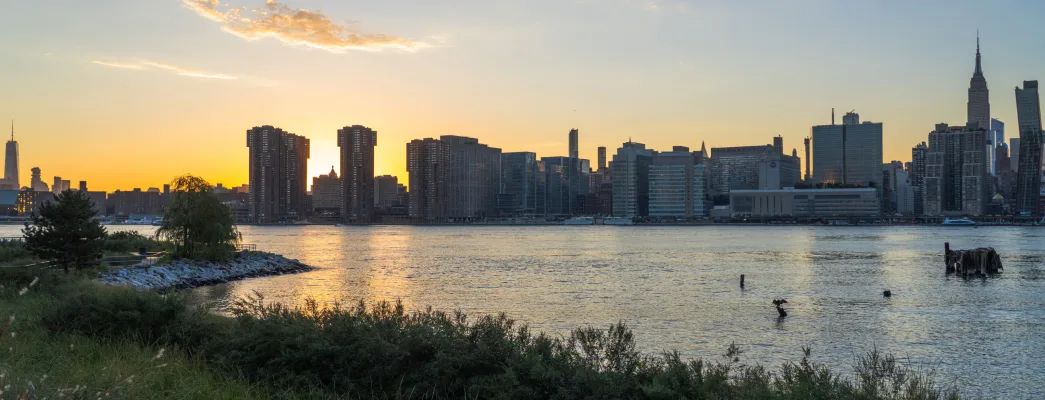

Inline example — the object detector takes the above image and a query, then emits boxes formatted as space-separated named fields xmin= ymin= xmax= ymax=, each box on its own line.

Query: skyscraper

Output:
xmin=773 ymin=136 xmax=784 ymax=154
xmin=1010 ymin=138 xmax=1021 ymax=172
xmin=569 ymin=129 xmax=579 ymax=159
xmin=911 ymin=142 xmax=928 ymax=214
xmin=811 ymin=111 xmax=884 ymax=186
xmin=246 ymin=126 xmax=310 ymax=223
xmin=29 ymin=167 xmax=47 ymax=192
xmin=500 ymin=152 xmax=538 ymax=215
xmin=442 ymin=135 xmax=501 ymax=220
xmin=611 ymin=141 xmax=654 ymax=217
xmin=338 ymin=125 xmax=377 ymax=224
xmin=4 ymin=121 xmax=18 ymax=190
xmin=52 ymin=176 xmax=62 ymax=194
xmin=597 ymin=146 xmax=607 ymax=172
xmin=924 ymin=124 xmax=989 ymax=216
xmin=407 ymin=138 xmax=450 ymax=222
xmin=1015 ymin=81 xmax=1043 ymax=215
xmin=649 ymin=149 xmax=706 ymax=219
xmin=803 ymin=137 xmax=811 ymax=182
xmin=967 ymin=34 xmax=991 ymax=133
xmin=989 ymin=119 xmax=1005 ymax=175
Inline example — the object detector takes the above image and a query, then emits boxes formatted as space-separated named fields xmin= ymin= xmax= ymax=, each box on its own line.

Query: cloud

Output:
xmin=92 ymin=60 xmax=147 ymax=70
xmin=92 ymin=59 xmax=238 ymax=80
xmin=181 ymin=0 xmax=426 ymax=52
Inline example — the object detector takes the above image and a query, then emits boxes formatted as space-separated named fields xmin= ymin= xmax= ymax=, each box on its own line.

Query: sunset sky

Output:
xmin=1 ymin=0 xmax=1043 ymax=192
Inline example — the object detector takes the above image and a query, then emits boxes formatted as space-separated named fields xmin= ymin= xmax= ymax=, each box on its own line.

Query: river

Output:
xmin=10 ymin=224 xmax=1044 ymax=398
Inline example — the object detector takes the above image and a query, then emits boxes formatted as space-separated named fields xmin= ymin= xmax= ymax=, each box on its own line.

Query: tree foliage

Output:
xmin=156 ymin=175 xmax=240 ymax=260
xmin=22 ymin=190 xmax=106 ymax=272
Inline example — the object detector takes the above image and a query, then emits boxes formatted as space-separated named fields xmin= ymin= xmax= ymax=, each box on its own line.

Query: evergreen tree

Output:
xmin=156 ymin=175 xmax=240 ymax=260
xmin=23 ymin=190 xmax=106 ymax=272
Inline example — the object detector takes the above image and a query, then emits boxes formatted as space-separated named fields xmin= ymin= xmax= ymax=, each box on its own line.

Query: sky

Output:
xmin=1 ymin=0 xmax=1043 ymax=192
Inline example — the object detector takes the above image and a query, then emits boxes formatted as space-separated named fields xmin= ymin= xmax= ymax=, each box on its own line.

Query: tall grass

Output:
xmin=43 ymin=285 xmax=966 ymax=400
xmin=0 ymin=278 xmax=272 ymax=399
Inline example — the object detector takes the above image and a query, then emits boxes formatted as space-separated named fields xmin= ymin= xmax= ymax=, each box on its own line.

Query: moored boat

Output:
xmin=942 ymin=217 xmax=977 ymax=226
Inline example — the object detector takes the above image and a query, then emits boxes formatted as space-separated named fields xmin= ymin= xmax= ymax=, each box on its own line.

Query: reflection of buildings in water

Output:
xmin=363 ymin=227 xmax=415 ymax=310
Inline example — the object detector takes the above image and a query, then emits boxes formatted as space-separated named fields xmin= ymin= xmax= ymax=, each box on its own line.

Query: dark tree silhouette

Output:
xmin=156 ymin=175 xmax=240 ymax=260
xmin=22 ymin=190 xmax=106 ymax=272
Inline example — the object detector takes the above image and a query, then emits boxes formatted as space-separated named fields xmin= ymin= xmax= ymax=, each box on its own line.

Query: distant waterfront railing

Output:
xmin=235 ymin=244 xmax=257 ymax=252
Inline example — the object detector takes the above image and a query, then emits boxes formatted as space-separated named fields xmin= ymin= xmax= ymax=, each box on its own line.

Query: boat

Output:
xmin=151 ymin=218 xmax=164 ymax=226
xmin=563 ymin=217 xmax=594 ymax=225
xmin=942 ymin=217 xmax=977 ymax=226
xmin=602 ymin=217 xmax=635 ymax=226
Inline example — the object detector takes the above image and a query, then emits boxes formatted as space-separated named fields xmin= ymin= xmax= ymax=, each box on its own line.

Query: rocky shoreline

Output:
xmin=97 ymin=252 xmax=314 ymax=290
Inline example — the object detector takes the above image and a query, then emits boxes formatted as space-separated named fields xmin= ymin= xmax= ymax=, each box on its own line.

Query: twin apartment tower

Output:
xmin=246 ymin=125 xmax=376 ymax=224
xmin=247 ymin=126 xmax=512 ymax=224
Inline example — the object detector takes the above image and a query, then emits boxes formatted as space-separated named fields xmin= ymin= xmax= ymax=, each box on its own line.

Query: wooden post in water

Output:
xmin=944 ymin=242 xmax=951 ymax=272
xmin=740 ymin=274 xmax=745 ymax=289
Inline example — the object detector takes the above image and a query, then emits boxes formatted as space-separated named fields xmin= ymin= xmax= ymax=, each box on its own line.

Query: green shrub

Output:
xmin=43 ymin=282 xmax=227 ymax=349
xmin=44 ymin=286 xmax=966 ymax=400
xmin=104 ymin=231 xmax=170 ymax=253
xmin=0 ymin=238 xmax=35 ymax=265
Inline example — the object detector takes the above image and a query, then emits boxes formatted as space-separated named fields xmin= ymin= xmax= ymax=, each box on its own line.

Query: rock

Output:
xmin=95 ymin=252 xmax=314 ymax=291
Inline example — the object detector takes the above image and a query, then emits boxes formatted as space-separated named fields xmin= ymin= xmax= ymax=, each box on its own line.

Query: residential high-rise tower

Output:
xmin=407 ymin=138 xmax=450 ymax=222
xmin=569 ymin=129 xmax=579 ymax=159
xmin=924 ymin=124 xmax=989 ymax=216
xmin=246 ymin=126 xmax=310 ymax=223
xmin=597 ymin=146 xmax=607 ymax=172
xmin=442 ymin=135 xmax=501 ymax=220
xmin=338 ymin=125 xmax=377 ymax=224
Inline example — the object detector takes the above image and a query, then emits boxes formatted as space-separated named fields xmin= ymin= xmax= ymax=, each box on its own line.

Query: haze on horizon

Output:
xmin=1 ymin=0 xmax=1042 ymax=192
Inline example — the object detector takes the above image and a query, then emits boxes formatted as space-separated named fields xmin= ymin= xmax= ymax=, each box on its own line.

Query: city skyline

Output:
xmin=2 ymin=1 xmax=1045 ymax=191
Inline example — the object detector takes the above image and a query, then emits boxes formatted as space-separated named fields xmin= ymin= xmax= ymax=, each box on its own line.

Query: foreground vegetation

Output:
xmin=0 ymin=268 xmax=965 ymax=400
xmin=0 ymin=231 xmax=170 ymax=266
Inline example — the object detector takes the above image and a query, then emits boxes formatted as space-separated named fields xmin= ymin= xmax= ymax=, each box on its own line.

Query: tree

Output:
xmin=23 ymin=190 xmax=106 ymax=273
xmin=156 ymin=175 xmax=241 ymax=260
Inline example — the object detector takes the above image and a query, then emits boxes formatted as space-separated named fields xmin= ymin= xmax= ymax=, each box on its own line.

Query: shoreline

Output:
xmin=96 ymin=252 xmax=314 ymax=290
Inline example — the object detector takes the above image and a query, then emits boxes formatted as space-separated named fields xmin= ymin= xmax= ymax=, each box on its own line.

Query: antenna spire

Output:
xmin=9 ymin=120 xmax=12 ymax=141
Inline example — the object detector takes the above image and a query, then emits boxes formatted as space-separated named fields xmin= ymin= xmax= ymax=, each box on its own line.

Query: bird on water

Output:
xmin=772 ymin=299 xmax=788 ymax=318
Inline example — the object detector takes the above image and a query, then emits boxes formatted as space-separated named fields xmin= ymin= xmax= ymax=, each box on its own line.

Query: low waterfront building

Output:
xmin=729 ymin=188 xmax=880 ymax=218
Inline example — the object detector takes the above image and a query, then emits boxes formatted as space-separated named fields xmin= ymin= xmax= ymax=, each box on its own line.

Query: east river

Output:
xmin=16 ymin=224 xmax=1045 ymax=398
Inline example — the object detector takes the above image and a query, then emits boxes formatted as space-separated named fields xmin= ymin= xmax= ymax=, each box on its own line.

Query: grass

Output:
xmin=0 ymin=274 xmax=268 ymax=399
xmin=0 ymin=268 xmax=967 ymax=400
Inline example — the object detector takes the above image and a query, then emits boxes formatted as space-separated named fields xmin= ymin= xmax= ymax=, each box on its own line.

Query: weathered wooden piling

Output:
xmin=740 ymin=274 xmax=745 ymax=288
xmin=945 ymin=244 xmax=1003 ymax=276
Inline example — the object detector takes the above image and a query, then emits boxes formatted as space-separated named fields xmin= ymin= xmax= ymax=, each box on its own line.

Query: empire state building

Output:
xmin=967 ymin=34 xmax=990 ymax=131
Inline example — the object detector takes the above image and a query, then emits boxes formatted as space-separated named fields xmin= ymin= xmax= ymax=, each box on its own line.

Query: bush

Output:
xmin=43 ymin=282 xmax=227 ymax=350
xmin=103 ymin=231 xmax=170 ymax=254
xmin=44 ymin=287 xmax=965 ymax=400
xmin=0 ymin=238 xmax=34 ymax=265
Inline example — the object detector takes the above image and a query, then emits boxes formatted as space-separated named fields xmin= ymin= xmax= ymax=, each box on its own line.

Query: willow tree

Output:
xmin=157 ymin=175 xmax=241 ymax=260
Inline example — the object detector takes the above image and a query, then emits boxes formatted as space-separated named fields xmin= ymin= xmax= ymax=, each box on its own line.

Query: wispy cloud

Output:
xmin=181 ymin=0 xmax=428 ymax=53
xmin=92 ymin=60 xmax=147 ymax=70
xmin=91 ymin=59 xmax=238 ymax=80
